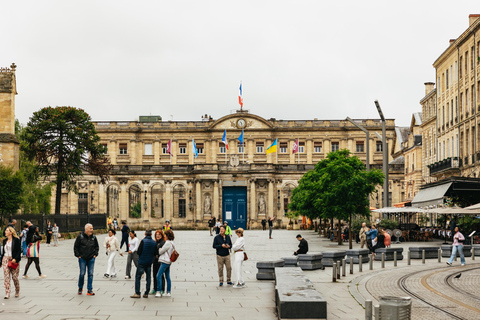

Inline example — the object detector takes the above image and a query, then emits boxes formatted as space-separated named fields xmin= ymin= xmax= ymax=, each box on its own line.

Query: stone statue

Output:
xmin=204 ymin=195 xmax=211 ymax=215
xmin=258 ymin=195 xmax=266 ymax=214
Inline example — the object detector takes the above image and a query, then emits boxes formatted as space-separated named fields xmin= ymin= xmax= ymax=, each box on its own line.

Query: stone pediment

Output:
xmin=209 ymin=113 xmax=273 ymax=130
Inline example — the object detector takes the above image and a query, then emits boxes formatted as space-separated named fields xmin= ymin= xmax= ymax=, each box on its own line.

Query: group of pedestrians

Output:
xmin=213 ymin=225 xmax=246 ymax=288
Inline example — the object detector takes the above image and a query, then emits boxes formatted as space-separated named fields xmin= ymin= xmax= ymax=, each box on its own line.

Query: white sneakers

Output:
xmin=164 ymin=293 xmax=171 ymax=297
xmin=155 ymin=292 xmax=171 ymax=297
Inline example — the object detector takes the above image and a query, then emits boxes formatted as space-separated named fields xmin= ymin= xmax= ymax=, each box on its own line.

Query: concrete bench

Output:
xmin=297 ymin=252 xmax=324 ymax=270
xmin=256 ymin=260 xmax=285 ymax=280
xmin=281 ymin=256 xmax=298 ymax=267
xmin=275 ymin=267 xmax=327 ymax=319
xmin=409 ymin=246 xmax=440 ymax=259
xmin=345 ymin=249 xmax=370 ymax=264
xmin=374 ymin=247 xmax=404 ymax=260
xmin=441 ymin=245 xmax=472 ymax=258
xmin=321 ymin=251 xmax=346 ymax=267
xmin=472 ymin=244 xmax=480 ymax=256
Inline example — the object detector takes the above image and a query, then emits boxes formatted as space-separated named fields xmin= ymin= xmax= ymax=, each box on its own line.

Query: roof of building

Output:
xmin=389 ymin=155 xmax=405 ymax=165
xmin=413 ymin=112 xmax=422 ymax=126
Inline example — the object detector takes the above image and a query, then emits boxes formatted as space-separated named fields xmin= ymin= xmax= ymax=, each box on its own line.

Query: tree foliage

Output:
xmin=21 ymin=107 xmax=111 ymax=214
xmin=289 ymin=149 xmax=383 ymax=247
xmin=0 ymin=165 xmax=23 ymax=220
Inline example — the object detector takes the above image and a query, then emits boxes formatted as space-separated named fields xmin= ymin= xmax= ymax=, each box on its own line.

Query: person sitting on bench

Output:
xmin=294 ymin=234 xmax=308 ymax=255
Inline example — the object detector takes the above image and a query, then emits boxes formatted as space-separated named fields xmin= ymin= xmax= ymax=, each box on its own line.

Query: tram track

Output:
xmin=398 ymin=266 xmax=480 ymax=320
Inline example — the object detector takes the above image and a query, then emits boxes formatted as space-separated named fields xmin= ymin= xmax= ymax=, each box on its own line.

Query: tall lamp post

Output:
xmin=374 ymin=100 xmax=389 ymax=208
xmin=346 ymin=117 xmax=370 ymax=170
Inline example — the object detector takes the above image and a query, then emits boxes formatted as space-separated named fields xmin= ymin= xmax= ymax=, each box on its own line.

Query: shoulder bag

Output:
xmin=169 ymin=243 xmax=180 ymax=262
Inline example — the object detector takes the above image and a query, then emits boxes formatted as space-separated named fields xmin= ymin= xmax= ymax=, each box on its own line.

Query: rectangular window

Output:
xmin=446 ymin=70 xmax=449 ymax=89
xmin=238 ymin=145 xmax=245 ymax=153
xmin=119 ymin=143 xmax=128 ymax=155
xmin=101 ymin=144 xmax=108 ymax=154
xmin=196 ymin=143 xmax=204 ymax=154
xmin=219 ymin=143 xmax=226 ymax=154
xmin=144 ymin=143 xmax=153 ymax=155
xmin=459 ymin=56 xmax=463 ymax=78
xmin=178 ymin=199 xmax=186 ymax=218
xmin=331 ymin=142 xmax=339 ymax=152
xmin=256 ymin=142 xmax=264 ymax=153
xmin=279 ymin=142 xmax=288 ymax=153
xmin=356 ymin=141 xmax=364 ymax=153
xmin=78 ymin=193 xmax=88 ymax=214
xmin=179 ymin=143 xmax=186 ymax=154
xmin=162 ymin=144 xmax=168 ymax=154
xmin=299 ymin=141 xmax=305 ymax=153
xmin=472 ymin=46 xmax=475 ymax=69
xmin=314 ymin=142 xmax=322 ymax=153
xmin=465 ymin=51 xmax=469 ymax=75
xmin=376 ymin=142 xmax=383 ymax=152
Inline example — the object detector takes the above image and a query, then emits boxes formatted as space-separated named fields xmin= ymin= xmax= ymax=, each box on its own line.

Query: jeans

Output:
xmin=120 ymin=237 xmax=129 ymax=251
xmin=22 ymin=241 xmax=27 ymax=256
xmin=135 ymin=263 xmax=151 ymax=295
xmin=156 ymin=263 xmax=171 ymax=293
xmin=78 ymin=257 xmax=95 ymax=291
xmin=153 ymin=261 xmax=165 ymax=292
xmin=448 ymin=245 xmax=466 ymax=264
xmin=269 ymin=226 xmax=273 ymax=238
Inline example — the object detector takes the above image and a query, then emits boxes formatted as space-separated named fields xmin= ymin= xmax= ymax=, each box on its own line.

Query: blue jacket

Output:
xmin=137 ymin=236 xmax=156 ymax=266
xmin=366 ymin=229 xmax=378 ymax=240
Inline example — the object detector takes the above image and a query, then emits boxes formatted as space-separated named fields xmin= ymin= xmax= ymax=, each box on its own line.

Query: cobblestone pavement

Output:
xmin=1 ymin=229 xmax=479 ymax=319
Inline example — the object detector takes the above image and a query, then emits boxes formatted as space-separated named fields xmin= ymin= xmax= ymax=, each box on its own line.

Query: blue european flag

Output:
xmin=238 ymin=130 xmax=244 ymax=144
xmin=192 ymin=139 xmax=198 ymax=159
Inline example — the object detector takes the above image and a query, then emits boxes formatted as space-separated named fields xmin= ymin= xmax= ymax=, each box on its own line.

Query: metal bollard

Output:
xmin=369 ymin=254 xmax=373 ymax=270
xmin=337 ymin=261 xmax=341 ymax=279
xmin=408 ymin=250 xmax=411 ymax=265
xmin=342 ymin=259 xmax=346 ymax=277
xmin=381 ymin=253 xmax=385 ymax=268
xmin=359 ymin=255 xmax=363 ymax=272
xmin=365 ymin=299 xmax=372 ymax=320
xmin=332 ymin=263 xmax=337 ymax=282
xmin=350 ymin=257 xmax=353 ymax=274
xmin=438 ymin=249 xmax=442 ymax=263
xmin=422 ymin=250 xmax=425 ymax=264
xmin=394 ymin=251 xmax=397 ymax=267
xmin=473 ymin=247 xmax=475 ymax=261
xmin=374 ymin=305 xmax=379 ymax=319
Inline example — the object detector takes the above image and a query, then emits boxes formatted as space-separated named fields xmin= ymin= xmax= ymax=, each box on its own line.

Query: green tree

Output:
xmin=0 ymin=165 xmax=23 ymax=225
xmin=21 ymin=107 xmax=111 ymax=214
xmin=289 ymin=149 xmax=384 ymax=248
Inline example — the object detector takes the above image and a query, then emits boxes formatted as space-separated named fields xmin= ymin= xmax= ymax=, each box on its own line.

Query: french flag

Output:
xmin=238 ymin=82 xmax=243 ymax=108
xmin=222 ymin=129 xmax=229 ymax=150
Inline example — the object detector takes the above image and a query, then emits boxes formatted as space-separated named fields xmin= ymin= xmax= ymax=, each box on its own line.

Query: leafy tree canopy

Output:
xmin=21 ymin=107 xmax=111 ymax=214
xmin=289 ymin=149 xmax=384 ymax=221
xmin=0 ymin=165 xmax=23 ymax=219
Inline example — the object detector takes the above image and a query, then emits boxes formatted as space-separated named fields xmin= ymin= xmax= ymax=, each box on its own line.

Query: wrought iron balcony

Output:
xmin=428 ymin=157 xmax=460 ymax=175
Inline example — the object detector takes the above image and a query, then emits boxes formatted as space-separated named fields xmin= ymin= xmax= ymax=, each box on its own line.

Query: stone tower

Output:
xmin=0 ymin=63 xmax=19 ymax=170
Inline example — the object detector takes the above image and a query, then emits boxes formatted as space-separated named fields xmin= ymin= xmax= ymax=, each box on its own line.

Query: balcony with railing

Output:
xmin=428 ymin=157 xmax=461 ymax=176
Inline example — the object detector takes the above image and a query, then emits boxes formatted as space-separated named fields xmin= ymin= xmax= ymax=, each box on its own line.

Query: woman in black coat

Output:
xmin=2 ymin=226 xmax=22 ymax=298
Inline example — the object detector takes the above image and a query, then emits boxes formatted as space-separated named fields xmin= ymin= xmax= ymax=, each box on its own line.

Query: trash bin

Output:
xmin=378 ymin=296 xmax=411 ymax=320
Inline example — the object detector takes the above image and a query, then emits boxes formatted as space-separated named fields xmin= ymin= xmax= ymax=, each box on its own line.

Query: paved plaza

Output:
xmin=1 ymin=229 xmax=480 ymax=320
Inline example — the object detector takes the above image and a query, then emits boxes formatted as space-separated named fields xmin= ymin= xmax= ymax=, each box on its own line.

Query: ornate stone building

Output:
xmin=0 ymin=63 xmax=19 ymax=171
xmin=53 ymin=111 xmax=397 ymax=229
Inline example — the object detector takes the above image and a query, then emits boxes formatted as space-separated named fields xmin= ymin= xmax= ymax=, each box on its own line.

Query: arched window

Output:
xmin=151 ymin=184 xmax=164 ymax=218
xmin=173 ymin=184 xmax=186 ymax=218
xmin=129 ymin=184 xmax=142 ymax=218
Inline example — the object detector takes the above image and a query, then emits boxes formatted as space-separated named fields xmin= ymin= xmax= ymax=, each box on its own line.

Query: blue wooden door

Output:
xmin=222 ymin=187 xmax=247 ymax=230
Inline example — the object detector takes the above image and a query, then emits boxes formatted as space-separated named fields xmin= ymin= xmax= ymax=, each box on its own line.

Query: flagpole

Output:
xmin=243 ymin=142 xmax=245 ymax=164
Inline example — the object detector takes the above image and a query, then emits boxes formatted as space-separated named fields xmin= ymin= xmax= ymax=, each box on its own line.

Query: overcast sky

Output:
xmin=2 ymin=1 xmax=479 ymax=127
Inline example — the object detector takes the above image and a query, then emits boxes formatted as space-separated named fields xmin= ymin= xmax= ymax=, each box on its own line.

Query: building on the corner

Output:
xmin=51 ymin=111 xmax=397 ymax=229
xmin=0 ymin=63 xmax=19 ymax=171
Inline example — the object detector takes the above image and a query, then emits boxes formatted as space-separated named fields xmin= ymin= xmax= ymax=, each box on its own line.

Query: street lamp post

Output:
xmin=346 ymin=117 xmax=370 ymax=170
xmin=374 ymin=100 xmax=389 ymax=208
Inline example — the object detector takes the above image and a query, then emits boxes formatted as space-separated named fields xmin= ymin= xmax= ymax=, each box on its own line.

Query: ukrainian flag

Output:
xmin=266 ymin=138 xmax=278 ymax=154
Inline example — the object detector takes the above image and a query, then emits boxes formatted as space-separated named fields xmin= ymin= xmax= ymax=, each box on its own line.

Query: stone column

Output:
xmin=154 ymin=140 xmax=160 ymax=165
xmin=164 ymin=180 xmax=172 ymax=221
xmin=130 ymin=140 xmax=136 ymax=164
xmin=109 ymin=140 xmax=117 ymax=165
xmin=189 ymin=140 xmax=194 ymax=164
xmin=171 ymin=141 xmax=177 ymax=165
xmin=268 ymin=179 xmax=274 ymax=218
xmin=247 ymin=139 xmax=254 ymax=163
xmin=196 ymin=180 xmax=202 ymax=222
xmin=213 ymin=180 xmax=219 ymax=219
xmin=250 ymin=179 xmax=256 ymax=220
xmin=211 ymin=140 xmax=217 ymax=163
xmin=266 ymin=139 xmax=272 ymax=163
xmin=120 ymin=181 xmax=129 ymax=221
xmin=98 ymin=183 xmax=106 ymax=214
xmin=306 ymin=139 xmax=313 ymax=164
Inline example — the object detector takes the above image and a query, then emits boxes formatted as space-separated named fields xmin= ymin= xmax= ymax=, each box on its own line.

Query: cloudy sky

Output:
xmin=2 ymin=1 xmax=479 ymax=127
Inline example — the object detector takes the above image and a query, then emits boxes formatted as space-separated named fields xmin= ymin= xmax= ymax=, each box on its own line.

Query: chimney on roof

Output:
xmin=424 ymin=82 xmax=435 ymax=95
xmin=449 ymin=39 xmax=456 ymax=45
xmin=469 ymin=14 xmax=480 ymax=26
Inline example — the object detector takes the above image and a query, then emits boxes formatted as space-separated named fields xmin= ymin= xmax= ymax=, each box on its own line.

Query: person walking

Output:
xmin=268 ymin=216 xmax=276 ymax=239
xmin=125 ymin=231 xmax=139 ymax=279
xmin=447 ymin=226 xmax=466 ymax=266
xmin=74 ymin=223 xmax=99 ymax=295
xmin=45 ymin=221 xmax=53 ymax=247
xmin=231 ymin=228 xmax=246 ymax=289
xmin=104 ymin=229 xmax=123 ymax=278
xmin=155 ymin=229 xmax=176 ymax=297
xmin=208 ymin=217 xmax=215 ymax=236
xmin=20 ymin=225 xmax=28 ymax=257
xmin=150 ymin=230 xmax=166 ymax=295
xmin=113 ymin=218 xmax=118 ymax=231
xmin=2 ymin=227 xmax=21 ymax=299
xmin=213 ymin=225 xmax=233 ymax=287
xmin=215 ymin=219 xmax=222 ymax=235
xmin=120 ymin=221 xmax=130 ymax=252
xmin=224 ymin=221 xmax=232 ymax=238
xmin=23 ymin=224 xmax=46 ymax=279
xmin=131 ymin=230 xmax=156 ymax=298
xmin=3 ymin=219 xmax=17 ymax=237
xmin=359 ymin=223 xmax=368 ymax=248
xmin=52 ymin=223 xmax=59 ymax=247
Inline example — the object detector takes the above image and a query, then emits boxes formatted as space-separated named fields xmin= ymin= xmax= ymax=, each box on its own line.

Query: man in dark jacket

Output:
xmin=3 ymin=219 xmax=17 ymax=236
xmin=213 ymin=225 xmax=233 ymax=286
xmin=131 ymin=229 xmax=156 ymax=298
xmin=74 ymin=223 xmax=99 ymax=296
xmin=294 ymin=234 xmax=309 ymax=255
xmin=120 ymin=221 xmax=130 ymax=252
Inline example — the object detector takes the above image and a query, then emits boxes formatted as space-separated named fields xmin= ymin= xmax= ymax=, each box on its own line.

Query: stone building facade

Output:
xmin=53 ymin=111 xmax=397 ymax=229
xmin=0 ymin=63 xmax=19 ymax=171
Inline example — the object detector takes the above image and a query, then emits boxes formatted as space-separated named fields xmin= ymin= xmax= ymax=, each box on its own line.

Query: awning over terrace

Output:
xmin=411 ymin=182 xmax=452 ymax=207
